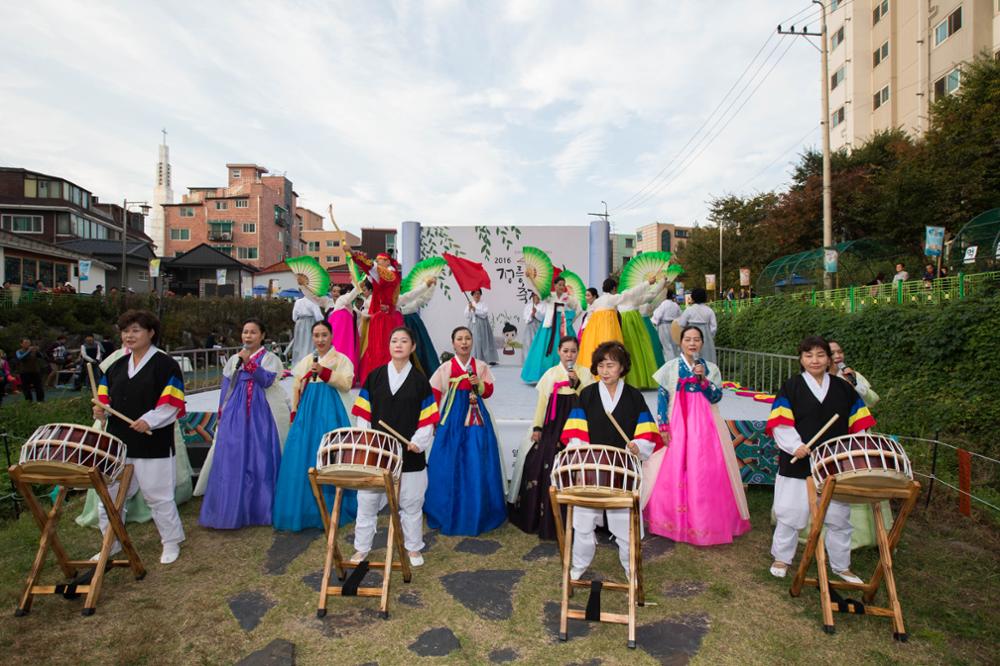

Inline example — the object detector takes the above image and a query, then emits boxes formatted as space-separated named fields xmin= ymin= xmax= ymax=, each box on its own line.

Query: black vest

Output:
xmin=104 ymin=351 xmax=182 ymax=458
xmin=364 ymin=365 xmax=434 ymax=473
xmin=577 ymin=382 xmax=651 ymax=449
xmin=776 ymin=373 xmax=856 ymax=479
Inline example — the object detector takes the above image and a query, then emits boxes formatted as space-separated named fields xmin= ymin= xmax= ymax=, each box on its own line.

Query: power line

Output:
xmin=618 ymin=36 xmax=800 ymax=213
xmin=737 ymin=124 xmax=820 ymax=190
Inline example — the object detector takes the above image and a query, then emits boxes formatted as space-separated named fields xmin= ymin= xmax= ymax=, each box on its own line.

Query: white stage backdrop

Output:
xmin=408 ymin=225 xmax=591 ymax=360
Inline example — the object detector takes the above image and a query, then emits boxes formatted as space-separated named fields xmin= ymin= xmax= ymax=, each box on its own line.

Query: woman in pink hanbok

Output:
xmin=643 ymin=325 xmax=751 ymax=546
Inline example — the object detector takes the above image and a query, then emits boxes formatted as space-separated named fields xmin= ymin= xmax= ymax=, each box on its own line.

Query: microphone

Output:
xmin=838 ymin=361 xmax=857 ymax=386
xmin=235 ymin=344 xmax=249 ymax=370
xmin=312 ymin=352 xmax=320 ymax=381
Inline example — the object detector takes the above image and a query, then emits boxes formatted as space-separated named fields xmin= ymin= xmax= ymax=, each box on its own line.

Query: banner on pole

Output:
xmin=823 ymin=249 xmax=838 ymax=273
xmin=739 ymin=268 xmax=751 ymax=287
xmin=78 ymin=260 xmax=91 ymax=281
xmin=216 ymin=268 xmax=227 ymax=284
xmin=963 ymin=246 xmax=978 ymax=264
xmin=705 ymin=274 xmax=716 ymax=292
xmin=149 ymin=258 xmax=161 ymax=279
xmin=924 ymin=226 xmax=945 ymax=257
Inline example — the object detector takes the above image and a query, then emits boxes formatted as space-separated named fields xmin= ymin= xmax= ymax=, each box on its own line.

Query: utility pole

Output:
xmin=779 ymin=0 xmax=833 ymax=289
xmin=587 ymin=201 xmax=610 ymax=230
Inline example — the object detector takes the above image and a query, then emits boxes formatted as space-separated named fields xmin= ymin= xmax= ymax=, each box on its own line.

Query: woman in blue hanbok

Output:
xmin=273 ymin=320 xmax=357 ymax=530
xmin=521 ymin=276 xmax=577 ymax=384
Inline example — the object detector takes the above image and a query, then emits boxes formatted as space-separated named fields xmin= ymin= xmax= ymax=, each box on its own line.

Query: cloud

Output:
xmin=0 ymin=0 xmax=821 ymax=236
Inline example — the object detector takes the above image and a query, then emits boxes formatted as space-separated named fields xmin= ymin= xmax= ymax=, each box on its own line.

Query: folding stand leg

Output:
xmin=864 ymin=482 xmax=920 ymax=605
xmin=378 ymin=471 xmax=410 ymax=619
xmin=632 ymin=499 xmax=645 ymax=607
xmin=13 ymin=472 xmax=75 ymax=581
xmin=549 ymin=487 xmax=566 ymax=559
xmin=626 ymin=501 xmax=638 ymax=649
xmin=312 ymin=470 xmax=344 ymax=619
xmin=13 ymin=481 xmax=70 ymax=616
xmin=558 ymin=504 xmax=574 ymax=642
xmin=873 ymin=500 xmax=906 ymax=641
xmin=83 ymin=467 xmax=143 ymax=615
xmin=390 ymin=475 xmax=412 ymax=585
xmin=790 ymin=477 xmax=837 ymax=633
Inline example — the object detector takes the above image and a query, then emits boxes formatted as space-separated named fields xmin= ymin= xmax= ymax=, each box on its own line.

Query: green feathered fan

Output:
xmin=286 ymin=255 xmax=330 ymax=296
xmin=401 ymin=256 xmax=447 ymax=294
xmin=619 ymin=251 xmax=672 ymax=291
xmin=521 ymin=246 xmax=554 ymax=300
xmin=559 ymin=269 xmax=587 ymax=311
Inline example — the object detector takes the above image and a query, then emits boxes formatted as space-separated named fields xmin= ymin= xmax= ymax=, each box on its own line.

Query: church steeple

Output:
xmin=148 ymin=129 xmax=174 ymax=253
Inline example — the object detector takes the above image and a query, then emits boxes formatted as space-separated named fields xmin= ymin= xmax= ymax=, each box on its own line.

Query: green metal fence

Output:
xmin=712 ymin=271 xmax=1000 ymax=315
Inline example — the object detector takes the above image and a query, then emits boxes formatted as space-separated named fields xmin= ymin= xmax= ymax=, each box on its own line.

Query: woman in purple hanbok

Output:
xmin=199 ymin=318 xmax=287 ymax=529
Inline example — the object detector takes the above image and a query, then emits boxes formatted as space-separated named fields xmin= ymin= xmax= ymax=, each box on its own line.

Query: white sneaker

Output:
xmin=350 ymin=550 xmax=369 ymax=564
xmin=834 ymin=569 xmax=863 ymax=585
xmin=769 ymin=561 xmax=789 ymax=578
xmin=160 ymin=543 xmax=180 ymax=565
xmin=91 ymin=542 xmax=123 ymax=561
xmin=570 ymin=567 xmax=586 ymax=580
xmin=408 ymin=551 xmax=424 ymax=567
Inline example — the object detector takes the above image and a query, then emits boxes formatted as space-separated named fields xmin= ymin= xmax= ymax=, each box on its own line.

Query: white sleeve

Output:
xmin=567 ymin=437 xmax=585 ymax=449
xmin=631 ymin=438 xmax=654 ymax=460
xmin=772 ymin=424 xmax=804 ymax=455
xmin=334 ymin=286 xmax=360 ymax=310
xmin=137 ymin=404 xmax=180 ymax=430
xmin=651 ymin=301 xmax=666 ymax=325
xmin=410 ymin=424 xmax=434 ymax=452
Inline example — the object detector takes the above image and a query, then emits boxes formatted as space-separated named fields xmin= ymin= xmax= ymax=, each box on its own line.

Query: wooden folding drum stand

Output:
xmin=308 ymin=467 xmax=411 ymax=619
xmin=790 ymin=476 xmax=921 ymax=640
xmin=8 ymin=463 xmax=146 ymax=616
xmin=549 ymin=488 xmax=645 ymax=648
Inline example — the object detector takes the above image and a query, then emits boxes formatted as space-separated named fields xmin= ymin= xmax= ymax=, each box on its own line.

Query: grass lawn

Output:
xmin=0 ymin=486 xmax=996 ymax=665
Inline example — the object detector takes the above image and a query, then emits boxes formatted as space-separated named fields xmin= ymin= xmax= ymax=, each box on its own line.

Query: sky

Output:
xmin=0 ymin=0 xmax=824 ymax=236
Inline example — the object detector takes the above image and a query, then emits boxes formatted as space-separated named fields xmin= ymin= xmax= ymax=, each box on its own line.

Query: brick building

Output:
xmin=358 ymin=228 xmax=397 ymax=259
xmin=635 ymin=222 xmax=692 ymax=254
xmin=161 ymin=163 xmax=298 ymax=269
xmin=0 ymin=167 xmax=152 ymax=290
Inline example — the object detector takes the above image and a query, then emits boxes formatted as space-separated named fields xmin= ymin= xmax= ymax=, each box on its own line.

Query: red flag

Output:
xmin=443 ymin=253 xmax=491 ymax=292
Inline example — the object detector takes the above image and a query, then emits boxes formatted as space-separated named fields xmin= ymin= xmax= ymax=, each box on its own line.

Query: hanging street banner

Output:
xmin=739 ymin=267 xmax=751 ymax=286
xmin=149 ymin=258 xmax=161 ymax=278
xmin=925 ymin=226 xmax=945 ymax=257
xmin=823 ymin=249 xmax=838 ymax=273
xmin=705 ymin=274 xmax=716 ymax=292
xmin=78 ymin=260 xmax=91 ymax=281
xmin=963 ymin=246 xmax=978 ymax=264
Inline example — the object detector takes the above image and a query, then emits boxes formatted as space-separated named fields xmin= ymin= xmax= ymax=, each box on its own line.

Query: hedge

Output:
xmin=0 ymin=295 xmax=293 ymax=353
xmin=716 ymin=284 xmax=1000 ymax=461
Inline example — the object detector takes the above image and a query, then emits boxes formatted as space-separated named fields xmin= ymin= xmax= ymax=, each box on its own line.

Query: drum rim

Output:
xmin=551 ymin=443 xmax=643 ymax=493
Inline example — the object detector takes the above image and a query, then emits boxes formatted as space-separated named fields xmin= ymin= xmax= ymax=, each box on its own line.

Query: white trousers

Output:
xmin=771 ymin=474 xmax=852 ymax=573
xmin=98 ymin=455 xmax=185 ymax=547
xmin=354 ymin=469 xmax=427 ymax=554
xmin=571 ymin=507 xmax=632 ymax=578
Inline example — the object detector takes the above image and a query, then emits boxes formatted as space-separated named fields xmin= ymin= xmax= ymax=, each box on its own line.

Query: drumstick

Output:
xmin=604 ymin=411 xmax=632 ymax=448
xmin=789 ymin=414 xmax=839 ymax=463
xmin=377 ymin=419 xmax=416 ymax=450
xmin=90 ymin=398 xmax=153 ymax=436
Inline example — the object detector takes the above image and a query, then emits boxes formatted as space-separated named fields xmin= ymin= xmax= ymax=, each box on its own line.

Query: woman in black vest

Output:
xmin=765 ymin=336 xmax=875 ymax=583
xmin=94 ymin=310 xmax=186 ymax=564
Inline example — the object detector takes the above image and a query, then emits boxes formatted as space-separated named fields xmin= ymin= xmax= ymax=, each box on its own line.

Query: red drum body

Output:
xmin=810 ymin=433 xmax=912 ymax=496
xmin=551 ymin=444 xmax=642 ymax=499
xmin=316 ymin=427 xmax=403 ymax=479
xmin=19 ymin=423 xmax=127 ymax=482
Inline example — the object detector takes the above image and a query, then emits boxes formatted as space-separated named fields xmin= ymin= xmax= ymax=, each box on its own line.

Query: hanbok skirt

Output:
xmin=327 ymin=309 xmax=358 ymax=378
xmin=657 ymin=321 xmax=679 ymax=363
xmin=644 ymin=383 xmax=750 ymax=545
xmin=273 ymin=382 xmax=357 ymax=531
xmin=359 ymin=309 xmax=404 ymax=385
xmin=577 ymin=309 xmax=621 ymax=372
xmin=521 ymin=320 xmax=541 ymax=363
xmin=621 ymin=310 xmax=659 ymax=390
xmin=508 ymin=392 xmax=574 ymax=540
xmin=644 ymin=316 xmax=665 ymax=367
xmin=425 ymin=389 xmax=507 ymax=535
xmin=470 ymin=316 xmax=499 ymax=364
xmin=520 ymin=311 xmax=576 ymax=384
xmin=404 ymin=312 xmax=439 ymax=377
xmin=199 ymin=383 xmax=282 ymax=529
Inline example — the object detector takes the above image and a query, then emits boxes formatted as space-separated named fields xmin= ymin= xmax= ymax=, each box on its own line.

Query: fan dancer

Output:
xmin=576 ymin=288 xmax=599 ymax=335
xmin=638 ymin=283 xmax=667 ymax=368
xmin=199 ymin=319 xmax=288 ymax=529
xmin=426 ymin=327 xmax=506 ymax=535
xmin=399 ymin=277 xmax=440 ymax=376
xmin=520 ymin=292 xmax=544 ymax=363
xmin=766 ymin=336 xmax=875 ymax=583
xmin=508 ymin=335 xmax=593 ymax=539
xmin=560 ymin=342 xmax=659 ymax=580
xmin=92 ymin=310 xmax=186 ymax=564
xmin=466 ymin=288 xmax=499 ymax=366
xmin=351 ymin=326 xmax=440 ymax=566
xmin=355 ymin=249 xmax=402 ymax=385
xmin=577 ymin=276 xmax=656 ymax=372
xmin=676 ymin=288 xmax=718 ymax=364
xmin=619 ymin=276 xmax=665 ymax=390
xmin=651 ymin=290 xmax=681 ymax=363
xmin=644 ymin=326 xmax=751 ymax=545
xmin=290 ymin=291 xmax=324 ymax=365
xmin=521 ymin=275 xmax=577 ymax=384
xmin=273 ymin=321 xmax=357 ymax=531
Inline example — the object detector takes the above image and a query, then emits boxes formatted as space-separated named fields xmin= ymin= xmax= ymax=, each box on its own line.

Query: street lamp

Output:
xmin=122 ymin=199 xmax=151 ymax=290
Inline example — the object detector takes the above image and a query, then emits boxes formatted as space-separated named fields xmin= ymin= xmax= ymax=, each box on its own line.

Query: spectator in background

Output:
xmin=63 ymin=282 xmax=76 ymax=294
xmin=676 ymin=288 xmax=718 ymax=364
xmin=892 ymin=263 xmax=909 ymax=284
xmin=34 ymin=280 xmax=50 ymax=293
xmin=93 ymin=285 xmax=104 ymax=297
xmin=46 ymin=335 xmax=69 ymax=387
xmin=939 ymin=266 xmax=950 ymax=279
xmin=15 ymin=338 xmax=46 ymax=402
xmin=76 ymin=334 xmax=104 ymax=390
xmin=725 ymin=287 xmax=736 ymax=301
xmin=922 ymin=264 xmax=937 ymax=281
xmin=0 ymin=350 xmax=14 ymax=405
xmin=97 ymin=332 xmax=116 ymax=359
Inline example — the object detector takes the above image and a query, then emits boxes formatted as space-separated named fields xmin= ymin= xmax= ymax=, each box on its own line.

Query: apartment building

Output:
xmin=635 ymin=222 xmax=692 ymax=255
xmin=162 ymin=163 xmax=298 ymax=269
xmin=827 ymin=0 xmax=1000 ymax=151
